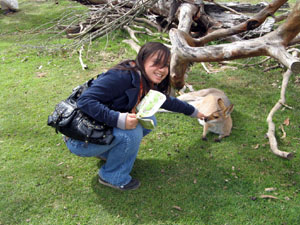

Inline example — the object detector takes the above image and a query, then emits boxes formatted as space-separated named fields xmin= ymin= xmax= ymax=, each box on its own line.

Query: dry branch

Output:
xmin=122 ymin=39 xmax=141 ymax=53
xmin=170 ymin=2 xmax=198 ymax=88
xmin=134 ymin=17 xmax=162 ymax=32
xmin=289 ymin=34 xmax=300 ymax=46
xmin=169 ymin=0 xmax=291 ymax=89
xmin=177 ymin=3 xmax=199 ymax=32
xmin=78 ymin=46 xmax=88 ymax=70
xmin=56 ymin=0 xmax=159 ymax=49
xmin=280 ymin=124 xmax=287 ymax=139
xmin=209 ymin=0 xmax=244 ymax=16
xmin=32 ymin=0 xmax=286 ymax=52
xmin=124 ymin=25 xmax=140 ymax=43
xmin=191 ymin=0 xmax=288 ymax=46
xmin=266 ymin=50 xmax=299 ymax=159
xmin=273 ymin=11 xmax=290 ymax=22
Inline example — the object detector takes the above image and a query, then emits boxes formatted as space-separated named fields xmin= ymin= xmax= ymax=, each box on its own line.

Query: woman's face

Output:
xmin=144 ymin=52 xmax=169 ymax=84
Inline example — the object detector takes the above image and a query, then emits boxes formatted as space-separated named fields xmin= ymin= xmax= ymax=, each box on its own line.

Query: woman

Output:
xmin=65 ymin=42 xmax=205 ymax=191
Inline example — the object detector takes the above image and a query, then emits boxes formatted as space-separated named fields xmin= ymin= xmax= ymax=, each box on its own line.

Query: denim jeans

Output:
xmin=65 ymin=116 xmax=156 ymax=187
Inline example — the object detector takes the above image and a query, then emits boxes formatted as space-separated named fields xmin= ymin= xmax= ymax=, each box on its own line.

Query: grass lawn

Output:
xmin=1 ymin=0 xmax=300 ymax=224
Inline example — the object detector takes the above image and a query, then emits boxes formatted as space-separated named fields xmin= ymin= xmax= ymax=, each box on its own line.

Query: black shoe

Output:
xmin=98 ymin=176 xmax=140 ymax=191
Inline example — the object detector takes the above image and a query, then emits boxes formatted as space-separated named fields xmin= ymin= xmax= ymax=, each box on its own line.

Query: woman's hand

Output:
xmin=197 ymin=111 xmax=205 ymax=120
xmin=125 ymin=113 xmax=139 ymax=129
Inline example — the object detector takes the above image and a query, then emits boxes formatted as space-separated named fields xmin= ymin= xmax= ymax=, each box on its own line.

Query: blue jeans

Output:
xmin=65 ymin=116 xmax=156 ymax=187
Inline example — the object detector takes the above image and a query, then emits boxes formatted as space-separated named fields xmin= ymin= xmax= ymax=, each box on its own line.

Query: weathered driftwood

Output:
xmin=155 ymin=1 xmax=279 ymax=38
xmin=204 ymin=1 xmax=289 ymax=13
xmin=58 ymin=0 xmax=159 ymax=49
xmin=78 ymin=46 xmax=88 ymax=70
xmin=66 ymin=0 xmax=281 ymax=47
xmin=191 ymin=0 xmax=289 ymax=46
xmin=122 ymin=39 xmax=141 ymax=53
xmin=168 ymin=0 xmax=289 ymax=88
xmin=266 ymin=50 xmax=299 ymax=159
xmin=170 ymin=2 xmax=198 ymax=88
xmin=170 ymin=0 xmax=300 ymax=88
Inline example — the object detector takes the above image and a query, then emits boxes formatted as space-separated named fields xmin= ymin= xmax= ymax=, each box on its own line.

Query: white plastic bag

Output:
xmin=0 ymin=0 xmax=19 ymax=11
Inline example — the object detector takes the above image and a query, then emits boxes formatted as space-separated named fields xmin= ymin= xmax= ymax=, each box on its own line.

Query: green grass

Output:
xmin=1 ymin=0 xmax=300 ymax=224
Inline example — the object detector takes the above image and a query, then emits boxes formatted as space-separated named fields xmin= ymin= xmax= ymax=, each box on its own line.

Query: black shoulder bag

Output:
xmin=47 ymin=78 xmax=114 ymax=145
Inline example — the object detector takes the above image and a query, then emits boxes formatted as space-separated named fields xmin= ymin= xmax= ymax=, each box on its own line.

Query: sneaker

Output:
xmin=98 ymin=176 xmax=140 ymax=191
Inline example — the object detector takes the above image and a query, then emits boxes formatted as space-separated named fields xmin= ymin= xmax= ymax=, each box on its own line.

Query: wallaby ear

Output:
xmin=224 ymin=104 xmax=234 ymax=117
xmin=217 ymin=98 xmax=226 ymax=110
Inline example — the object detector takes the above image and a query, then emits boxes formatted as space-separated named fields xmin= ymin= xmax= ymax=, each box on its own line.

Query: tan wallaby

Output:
xmin=178 ymin=88 xmax=234 ymax=142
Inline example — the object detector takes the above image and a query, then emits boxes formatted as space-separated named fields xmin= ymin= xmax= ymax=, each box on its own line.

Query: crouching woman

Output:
xmin=64 ymin=42 xmax=204 ymax=191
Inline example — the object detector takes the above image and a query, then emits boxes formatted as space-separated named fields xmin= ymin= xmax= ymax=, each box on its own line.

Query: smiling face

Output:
xmin=144 ymin=52 xmax=170 ymax=84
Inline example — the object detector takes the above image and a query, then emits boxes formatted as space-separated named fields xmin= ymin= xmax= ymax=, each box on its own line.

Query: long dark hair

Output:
xmin=112 ymin=42 xmax=171 ymax=96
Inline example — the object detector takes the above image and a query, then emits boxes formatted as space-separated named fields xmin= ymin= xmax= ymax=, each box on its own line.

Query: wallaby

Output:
xmin=178 ymin=88 xmax=234 ymax=142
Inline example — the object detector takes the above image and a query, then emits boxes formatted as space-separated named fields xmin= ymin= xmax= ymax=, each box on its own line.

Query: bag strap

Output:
xmin=131 ymin=75 xmax=143 ymax=114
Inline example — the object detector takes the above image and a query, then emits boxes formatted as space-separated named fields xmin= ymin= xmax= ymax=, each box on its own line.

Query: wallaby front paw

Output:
xmin=202 ymin=137 xmax=208 ymax=141
xmin=214 ymin=138 xmax=221 ymax=142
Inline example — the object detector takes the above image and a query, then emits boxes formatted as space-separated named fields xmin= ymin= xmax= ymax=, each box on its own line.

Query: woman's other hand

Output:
xmin=125 ymin=113 xmax=139 ymax=129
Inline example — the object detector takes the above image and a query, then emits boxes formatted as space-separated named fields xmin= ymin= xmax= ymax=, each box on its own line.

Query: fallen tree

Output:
xmin=60 ymin=0 xmax=285 ymax=48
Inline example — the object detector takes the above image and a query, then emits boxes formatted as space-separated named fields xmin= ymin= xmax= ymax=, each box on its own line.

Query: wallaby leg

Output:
xmin=202 ymin=124 xmax=209 ymax=141
xmin=214 ymin=134 xmax=224 ymax=142
xmin=215 ymin=119 xmax=232 ymax=142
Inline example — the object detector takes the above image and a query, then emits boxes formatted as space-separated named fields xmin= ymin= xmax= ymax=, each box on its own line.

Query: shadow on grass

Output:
xmin=90 ymin=147 xmax=256 ymax=224
xmin=88 ymin=108 xmax=299 ymax=224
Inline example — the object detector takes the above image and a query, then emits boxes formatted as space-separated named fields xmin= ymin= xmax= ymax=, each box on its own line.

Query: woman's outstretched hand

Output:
xmin=125 ymin=113 xmax=139 ymax=129
xmin=197 ymin=111 xmax=205 ymax=120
